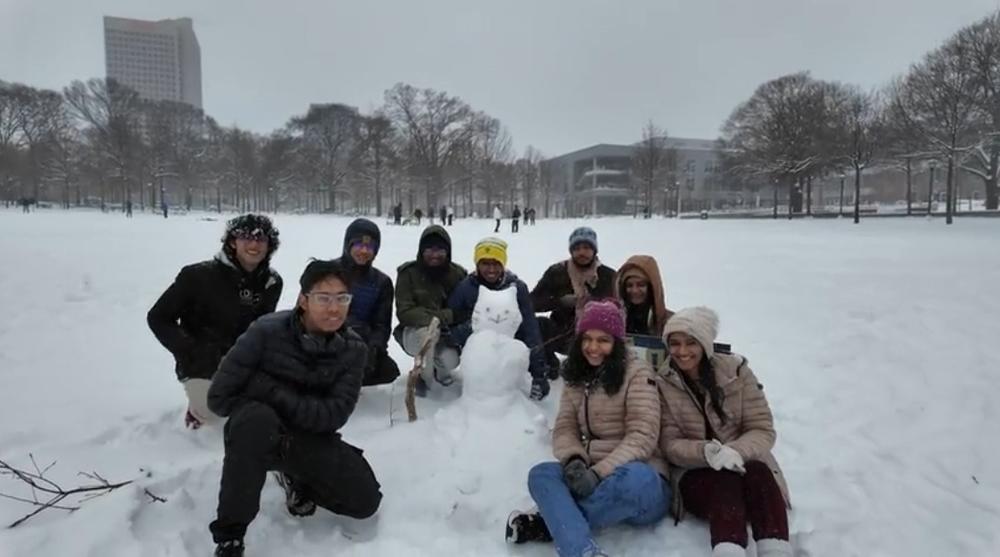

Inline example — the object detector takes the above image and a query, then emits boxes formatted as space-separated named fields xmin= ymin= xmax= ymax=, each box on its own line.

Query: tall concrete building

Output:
xmin=103 ymin=16 xmax=202 ymax=108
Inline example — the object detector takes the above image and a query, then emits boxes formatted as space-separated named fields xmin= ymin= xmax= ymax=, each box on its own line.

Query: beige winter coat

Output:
xmin=655 ymin=352 xmax=791 ymax=519
xmin=552 ymin=354 xmax=668 ymax=478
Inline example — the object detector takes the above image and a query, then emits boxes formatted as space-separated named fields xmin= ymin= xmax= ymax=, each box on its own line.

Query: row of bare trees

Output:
xmin=0 ymin=79 xmax=548 ymax=216
xmin=719 ymin=10 xmax=1000 ymax=223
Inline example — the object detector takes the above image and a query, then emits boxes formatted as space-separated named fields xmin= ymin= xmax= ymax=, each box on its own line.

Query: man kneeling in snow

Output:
xmin=447 ymin=237 xmax=551 ymax=400
xmin=207 ymin=260 xmax=382 ymax=557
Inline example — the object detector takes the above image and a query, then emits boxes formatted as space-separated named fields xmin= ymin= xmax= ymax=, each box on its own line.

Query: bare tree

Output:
xmin=631 ymin=120 xmax=676 ymax=216
xmin=828 ymin=85 xmax=885 ymax=223
xmin=289 ymin=103 xmax=360 ymax=212
xmin=383 ymin=83 xmax=476 ymax=210
xmin=956 ymin=12 xmax=1000 ymax=210
xmin=355 ymin=113 xmax=396 ymax=216
xmin=516 ymin=146 xmax=542 ymax=211
xmin=63 ymin=78 xmax=143 ymax=209
xmin=720 ymin=72 xmax=828 ymax=219
xmin=891 ymin=38 xmax=983 ymax=224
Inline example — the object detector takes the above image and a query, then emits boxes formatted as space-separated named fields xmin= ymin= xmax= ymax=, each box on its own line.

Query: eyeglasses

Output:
xmin=350 ymin=240 xmax=378 ymax=252
xmin=306 ymin=292 xmax=353 ymax=307
xmin=422 ymin=246 xmax=448 ymax=255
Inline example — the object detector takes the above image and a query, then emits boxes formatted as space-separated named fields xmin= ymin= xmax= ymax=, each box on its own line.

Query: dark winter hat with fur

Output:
xmin=221 ymin=213 xmax=280 ymax=261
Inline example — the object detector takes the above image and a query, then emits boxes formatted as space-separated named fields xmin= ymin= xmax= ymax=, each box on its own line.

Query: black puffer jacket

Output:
xmin=207 ymin=310 xmax=367 ymax=433
xmin=147 ymin=252 xmax=282 ymax=380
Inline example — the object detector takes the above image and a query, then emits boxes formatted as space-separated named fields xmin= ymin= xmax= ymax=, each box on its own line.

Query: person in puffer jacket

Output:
xmin=656 ymin=307 xmax=791 ymax=557
xmin=506 ymin=300 xmax=670 ymax=557
xmin=206 ymin=260 xmax=381 ymax=557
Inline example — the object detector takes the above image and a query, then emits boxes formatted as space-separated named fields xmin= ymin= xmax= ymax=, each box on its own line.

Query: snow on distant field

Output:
xmin=1 ymin=208 xmax=998 ymax=556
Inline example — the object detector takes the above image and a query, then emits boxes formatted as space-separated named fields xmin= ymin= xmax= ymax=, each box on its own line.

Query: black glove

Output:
xmin=529 ymin=377 xmax=550 ymax=401
xmin=563 ymin=458 xmax=600 ymax=499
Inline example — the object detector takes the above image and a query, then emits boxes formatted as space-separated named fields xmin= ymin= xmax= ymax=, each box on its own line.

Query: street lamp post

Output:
xmin=928 ymin=161 xmax=936 ymax=217
xmin=839 ymin=173 xmax=846 ymax=217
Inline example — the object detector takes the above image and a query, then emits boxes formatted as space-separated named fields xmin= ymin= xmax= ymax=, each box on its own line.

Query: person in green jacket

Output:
xmin=393 ymin=225 xmax=468 ymax=396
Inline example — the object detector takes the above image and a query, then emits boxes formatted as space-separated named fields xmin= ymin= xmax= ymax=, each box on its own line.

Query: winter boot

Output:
xmin=712 ymin=542 xmax=746 ymax=557
xmin=273 ymin=472 xmax=316 ymax=517
xmin=414 ymin=376 xmax=429 ymax=398
xmin=756 ymin=539 xmax=792 ymax=557
xmin=214 ymin=539 xmax=244 ymax=557
xmin=505 ymin=510 xmax=553 ymax=544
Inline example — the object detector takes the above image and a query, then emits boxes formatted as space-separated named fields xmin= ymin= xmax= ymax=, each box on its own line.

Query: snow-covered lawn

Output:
xmin=1 ymin=209 xmax=998 ymax=556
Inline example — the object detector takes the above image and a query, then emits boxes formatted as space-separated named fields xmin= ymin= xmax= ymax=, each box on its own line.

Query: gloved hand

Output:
xmin=705 ymin=439 xmax=746 ymax=474
xmin=529 ymin=377 xmax=550 ymax=401
xmin=563 ymin=458 xmax=600 ymax=499
xmin=559 ymin=294 xmax=578 ymax=308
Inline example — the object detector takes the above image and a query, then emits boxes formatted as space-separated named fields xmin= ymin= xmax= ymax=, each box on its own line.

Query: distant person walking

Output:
xmin=494 ymin=204 xmax=503 ymax=233
xmin=512 ymin=205 xmax=521 ymax=233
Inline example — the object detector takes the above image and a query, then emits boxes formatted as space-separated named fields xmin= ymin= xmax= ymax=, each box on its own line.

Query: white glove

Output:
xmin=704 ymin=440 xmax=746 ymax=474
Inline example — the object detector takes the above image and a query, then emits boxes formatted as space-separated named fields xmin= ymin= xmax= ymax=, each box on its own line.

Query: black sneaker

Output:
xmin=505 ymin=510 xmax=553 ymax=544
xmin=214 ymin=539 xmax=244 ymax=557
xmin=273 ymin=472 xmax=316 ymax=517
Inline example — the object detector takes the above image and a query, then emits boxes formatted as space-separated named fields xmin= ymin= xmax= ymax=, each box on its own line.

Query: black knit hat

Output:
xmin=342 ymin=218 xmax=381 ymax=258
xmin=221 ymin=214 xmax=280 ymax=260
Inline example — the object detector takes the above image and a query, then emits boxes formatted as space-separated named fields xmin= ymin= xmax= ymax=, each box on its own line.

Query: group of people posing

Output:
xmin=146 ymin=213 xmax=791 ymax=557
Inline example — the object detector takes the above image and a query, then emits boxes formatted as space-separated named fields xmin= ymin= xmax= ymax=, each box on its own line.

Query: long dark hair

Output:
xmin=562 ymin=335 xmax=628 ymax=396
xmin=697 ymin=357 xmax=728 ymax=425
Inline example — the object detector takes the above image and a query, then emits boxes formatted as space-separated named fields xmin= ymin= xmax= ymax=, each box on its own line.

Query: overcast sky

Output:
xmin=2 ymin=0 xmax=998 ymax=155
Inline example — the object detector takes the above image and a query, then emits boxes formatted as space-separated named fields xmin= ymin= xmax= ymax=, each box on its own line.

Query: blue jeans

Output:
xmin=527 ymin=461 xmax=670 ymax=557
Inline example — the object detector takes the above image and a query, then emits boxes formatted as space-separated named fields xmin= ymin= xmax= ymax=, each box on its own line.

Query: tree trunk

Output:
xmin=987 ymin=145 xmax=999 ymax=211
xmin=905 ymin=158 xmax=912 ymax=216
xmin=853 ymin=166 xmax=862 ymax=224
xmin=772 ymin=180 xmax=779 ymax=219
xmin=806 ymin=175 xmax=812 ymax=216
xmin=946 ymin=155 xmax=955 ymax=225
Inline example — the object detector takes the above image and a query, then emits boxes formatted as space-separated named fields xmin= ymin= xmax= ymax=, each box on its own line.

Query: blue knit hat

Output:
xmin=568 ymin=227 xmax=598 ymax=253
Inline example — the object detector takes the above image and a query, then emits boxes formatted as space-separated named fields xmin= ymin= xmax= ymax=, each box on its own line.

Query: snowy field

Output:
xmin=1 ymin=208 xmax=999 ymax=557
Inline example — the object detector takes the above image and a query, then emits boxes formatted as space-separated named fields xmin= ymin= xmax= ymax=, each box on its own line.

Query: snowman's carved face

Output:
xmin=471 ymin=286 xmax=522 ymax=337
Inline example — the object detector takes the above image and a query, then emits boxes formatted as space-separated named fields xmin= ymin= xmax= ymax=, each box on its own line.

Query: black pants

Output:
xmin=512 ymin=219 xmax=519 ymax=233
xmin=494 ymin=219 xmax=501 ymax=232
xmin=536 ymin=316 xmax=572 ymax=370
xmin=210 ymin=402 xmax=382 ymax=542
xmin=362 ymin=347 xmax=400 ymax=386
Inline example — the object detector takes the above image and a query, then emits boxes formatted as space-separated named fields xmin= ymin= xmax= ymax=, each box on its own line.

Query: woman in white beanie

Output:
xmin=656 ymin=307 xmax=791 ymax=557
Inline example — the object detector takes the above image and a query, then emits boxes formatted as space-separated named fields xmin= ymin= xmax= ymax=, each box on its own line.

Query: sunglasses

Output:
xmin=305 ymin=292 xmax=353 ymax=307
xmin=233 ymin=229 xmax=270 ymax=243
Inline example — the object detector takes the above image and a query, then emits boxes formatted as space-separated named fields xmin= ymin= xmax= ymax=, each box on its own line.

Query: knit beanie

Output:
xmin=575 ymin=299 xmax=626 ymax=340
xmin=343 ymin=218 xmax=381 ymax=257
xmin=663 ymin=306 xmax=720 ymax=360
xmin=568 ymin=226 xmax=598 ymax=253
xmin=474 ymin=237 xmax=508 ymax=267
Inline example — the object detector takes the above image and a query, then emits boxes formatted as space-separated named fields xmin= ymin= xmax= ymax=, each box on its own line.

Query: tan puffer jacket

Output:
xmin=552 ymin=353 xmax=667 ymax=478
xmin=616 ymin=255 xmax=673 ymax=336
xmin=655 ymin=352 xmax=791 ymax=519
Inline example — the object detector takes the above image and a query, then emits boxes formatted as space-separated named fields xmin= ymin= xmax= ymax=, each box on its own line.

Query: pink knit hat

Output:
xmin=575 ymin=299 xmax=626 ymax=340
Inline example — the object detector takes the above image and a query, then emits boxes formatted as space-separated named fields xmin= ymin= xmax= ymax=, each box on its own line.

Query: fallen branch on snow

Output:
xmin=0 ymin=454 xmax=137 ymax=528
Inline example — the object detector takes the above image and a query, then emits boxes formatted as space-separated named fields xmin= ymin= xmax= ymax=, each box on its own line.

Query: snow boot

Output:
xmin=756 ymin=539 xmax=792 ymax=557
xmin=505 ymin=510 xmax=553 ymax=544
xmin=273 ymin=472 xmax=316 ymax=517
xmin=712 ymin=542 xmax=746 ymax=557
xmin=414 ymin=376 xmax=429 ymax=398
xmin=214 ymin=539 xmax=244 ymax=557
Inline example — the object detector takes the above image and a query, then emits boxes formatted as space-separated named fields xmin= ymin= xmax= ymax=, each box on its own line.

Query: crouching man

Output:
xmin=207 ymin=260 xmax=382 ymax=556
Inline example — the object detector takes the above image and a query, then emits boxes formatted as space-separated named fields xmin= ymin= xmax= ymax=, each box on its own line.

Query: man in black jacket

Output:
xmin=530 ymin=226 xmax=616 ymax=375
xmin=147 ymin=214 xmax=282 ymax=429
xmin=207 ymin=260 xmax=381 ymax=557
xmin=332 ymin=218 xmax=399 ymax=386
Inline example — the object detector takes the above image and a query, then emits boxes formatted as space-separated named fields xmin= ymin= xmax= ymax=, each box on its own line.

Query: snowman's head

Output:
xmin=471 ymin=286 xmax=522 ymax=337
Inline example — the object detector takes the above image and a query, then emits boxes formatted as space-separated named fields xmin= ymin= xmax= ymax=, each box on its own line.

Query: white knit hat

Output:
xmin=662 ymin=306 xmax=720 ymax=360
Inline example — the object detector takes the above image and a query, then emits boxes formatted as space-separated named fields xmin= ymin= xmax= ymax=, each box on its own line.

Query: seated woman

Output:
xmin=616 ymin=255 xmax=673 ymax=337
xmin=657 ymin=307 xmax=791 ymax=557
xmin=506 ymin=300 xmax=670 ymax=557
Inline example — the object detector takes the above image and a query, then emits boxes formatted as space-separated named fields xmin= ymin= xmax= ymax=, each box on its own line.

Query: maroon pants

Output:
xmin=679 ymin=461 xmax=788 ymax=548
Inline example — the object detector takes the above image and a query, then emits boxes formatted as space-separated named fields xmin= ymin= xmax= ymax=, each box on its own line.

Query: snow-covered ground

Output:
xmin=1 ymin=208 xmax=998 ymax=557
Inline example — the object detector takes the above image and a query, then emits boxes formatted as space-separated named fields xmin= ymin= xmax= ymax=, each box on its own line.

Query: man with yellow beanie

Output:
xmin=447 ymin=237 xmax=551 ymax=400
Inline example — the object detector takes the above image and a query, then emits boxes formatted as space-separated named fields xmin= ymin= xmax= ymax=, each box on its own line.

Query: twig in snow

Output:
xmin=0 ymin=455 xmax=133 ymax=528
xmin=144 ymin=489 xmax=167 ymax=504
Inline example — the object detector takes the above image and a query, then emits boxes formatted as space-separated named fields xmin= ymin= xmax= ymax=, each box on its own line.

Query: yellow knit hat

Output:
xmin=474 ymin=237 xmax=508 ymax=267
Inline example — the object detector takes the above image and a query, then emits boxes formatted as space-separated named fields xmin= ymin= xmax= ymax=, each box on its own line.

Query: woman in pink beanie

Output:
xmin=657 ymin=307 xmax=791 ymax=557
xmin=506 ymin=300 xmax=669 ymax=557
